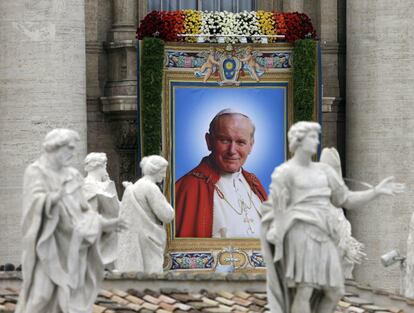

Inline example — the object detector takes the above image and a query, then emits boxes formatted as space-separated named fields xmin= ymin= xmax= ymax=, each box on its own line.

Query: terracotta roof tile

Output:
xmin=346 ymin=306 xmax=365 ymax=313
xmin=216 ymin=291 xmax=234 ymax=300
xmin=232 ymin=297 xmax=253 ymax=307
xmin=233 ymin=291 xmax=251 ymax=300
xmin=173 ymin=302 xmax=193 ymax=311
xmin=201 ymin=297 xmax=220 ymax=306
xmin=4 ymin=303 xmax=16 ymax=311
xmin=93 ymin=304 xmax=108 ymax=313
xmin=125 ymin=295 xmax=145 ymax=305
xmin=99 ymin=290 xmax=114 ymax=298
xmin=111 ymin=295 xmax=130 ymax=305
xmin=171 ymin=294 xmax=199 ymax=303
xmin=231 ymin=304 xmax=250 ymax=312
xmin=158 ymin=294 xmax=177 ymax=305
xmin=215 ymin=296 xmax=235 ymax=306
xmin=187 ymin=301 xmax=218 ymax=310
xmin=141 ymin=302 xmax=160 ymax=311
xmin=249 ymin=297 xmax=266 ymax=307
xmin=158 ymin=302 xmax=176 ymax=312
xmin=0 ymin=279 xmax=408 ymax=313
xmin=143 ymin=294 xmax=162 ymax=305
xmin=112 ymin=289 xmax=129 ymax=298
xmin=126 ymin=288 xmax=146 ymax=298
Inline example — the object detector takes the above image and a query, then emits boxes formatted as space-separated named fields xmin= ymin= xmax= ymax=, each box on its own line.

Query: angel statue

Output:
xmin=194 ymin=47 xmax=220 ymax=83
xmin=261 ymin=121 xmax=405 ymax=313
xmin=320 ymin=147 xmax=366 ymax=279
xmin=240 ymin=46 xmax=265 ymax=82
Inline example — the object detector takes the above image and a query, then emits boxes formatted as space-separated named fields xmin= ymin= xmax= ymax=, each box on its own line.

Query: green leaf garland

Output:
xmin=141 ymin=37 xmax=165 ymax=155
xmin=293 ymin=39 xmax=317 ymax=122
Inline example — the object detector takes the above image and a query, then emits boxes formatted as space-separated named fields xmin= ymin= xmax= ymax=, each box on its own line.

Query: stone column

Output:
xmin=283 ymin=0 xmax=304 ymax=12
xmin=109 ymin=0 xmax=136 ymax=41
xmin=347 ymin=1 xmax=414 ymax=291
xmin=0 ymin=0 xmax=87 ymax=264
xmin=317 ymin=0 xmax=346 ymax=164
xmin=101 ymin=0 xmax=139 ymax=194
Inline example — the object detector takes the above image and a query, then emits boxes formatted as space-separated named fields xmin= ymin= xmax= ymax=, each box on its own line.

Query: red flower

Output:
xmin=137 ymin=10 xmax=185 ymax=41
xmin=273 ymin=12 xmax=316 ymax=42
xmin=137 ymin=10 xmax=316 ymax=43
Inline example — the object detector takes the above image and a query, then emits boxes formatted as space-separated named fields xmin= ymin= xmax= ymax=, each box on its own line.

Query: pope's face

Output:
xmin=206 ymin=115 xmax=254 ymax=173
xmin=300 ymin=130 xmax=319 ymax=155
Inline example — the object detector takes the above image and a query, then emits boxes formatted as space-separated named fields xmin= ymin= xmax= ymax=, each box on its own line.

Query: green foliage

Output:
xmin=293 ymin=39 xmax=317 ymax=122
xmin=141 ymin=37 xmax=165 ymax=155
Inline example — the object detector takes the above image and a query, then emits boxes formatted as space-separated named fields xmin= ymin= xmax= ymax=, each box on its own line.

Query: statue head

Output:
xmin=140 ymin=155 xmax=168 ymax=183
xmin=42 ymin=128 xmax=80 ymax=167
xmin=288 ymin=121 xmax=321 ymax=154
xmin=84 ymin=152 xmax=108 ymax=181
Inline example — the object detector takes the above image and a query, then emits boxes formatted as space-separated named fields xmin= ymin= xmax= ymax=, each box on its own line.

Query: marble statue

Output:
xmin=405 ymin=212 xmax=414 ymax=298
xmin=83 ymin=152 xmax=120 ymax=269
xmin=16 ymin=129 xmax=127 ymax=313
xmin=320 ymin=147 xmax=366 ymax=279
xmin=117 ymin=155 xmax=174 ymax=273
xmin=261 ymin=121 xmax=405 ymax=313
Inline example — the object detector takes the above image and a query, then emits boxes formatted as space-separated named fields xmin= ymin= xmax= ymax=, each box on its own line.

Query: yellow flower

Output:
xmin=182 ymin=9 xmax=201 ymax=42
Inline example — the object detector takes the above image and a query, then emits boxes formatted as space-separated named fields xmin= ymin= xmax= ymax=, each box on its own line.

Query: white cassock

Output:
xmin=212 ymin=170 xmax=262 ymax=238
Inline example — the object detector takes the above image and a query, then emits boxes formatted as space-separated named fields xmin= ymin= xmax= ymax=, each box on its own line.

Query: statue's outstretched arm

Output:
xmin=343 ymin=176 xmax=405 ymax=210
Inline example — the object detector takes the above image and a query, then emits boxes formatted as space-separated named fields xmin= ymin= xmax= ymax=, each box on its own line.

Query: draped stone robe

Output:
xmin=16 ymin=157 xmax=114 ymax=313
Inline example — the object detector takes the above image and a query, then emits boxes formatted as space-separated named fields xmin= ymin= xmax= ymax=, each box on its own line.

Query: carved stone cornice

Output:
xmin=322 ymin=97 xmax=344 ymax=113
xmin=86 ymin=41 xmax=104 ymax=54
xmin=104 ymin=40 xmax=136 ymax=51
xmin=321 ymin=41 xmax=346 ymax=55
xmin=101 ymin=96 xmax=137 ymax=116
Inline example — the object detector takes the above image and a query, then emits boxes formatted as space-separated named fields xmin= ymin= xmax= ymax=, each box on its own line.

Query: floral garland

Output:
xmin=257 ymin=10 xmax=277 ymax=42
xmin=137 ymin=10 xmax=316 ymax=43
xmin=183 ymin=10 xmax=202 ymax=42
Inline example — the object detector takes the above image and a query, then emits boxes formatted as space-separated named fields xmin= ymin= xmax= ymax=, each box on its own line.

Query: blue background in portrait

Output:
xmin=173 ymin=83 xmax=287 ymax=193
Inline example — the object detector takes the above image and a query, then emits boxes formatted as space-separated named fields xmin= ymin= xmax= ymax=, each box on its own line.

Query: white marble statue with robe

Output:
xmin=320 ymin=147 xmax=366 ymax=279
xmin=405 ymin=212 xmax=414 ymax=298
xmin=261 ymin=121 xmax=405 ymax=313
xmin=16 ymin=129 xmax=127 ymax=313
xmin=117 ymin=155 xmax=174 ymax=273
xmin=83 ymin=152 xmax=120 ymax=269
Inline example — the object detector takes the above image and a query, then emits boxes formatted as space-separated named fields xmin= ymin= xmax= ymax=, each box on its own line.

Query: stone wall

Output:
xmin=346 ymin=1 xmax=414 ymax=292
xmin=0 ymin=0 xmax=88 ymax=264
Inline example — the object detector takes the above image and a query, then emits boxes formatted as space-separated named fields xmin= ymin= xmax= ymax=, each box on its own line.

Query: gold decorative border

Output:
xmin=161 ymin=44 xmax=294 ymax=258
xmin=145 ymin=43 xmax=325 ymax=273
